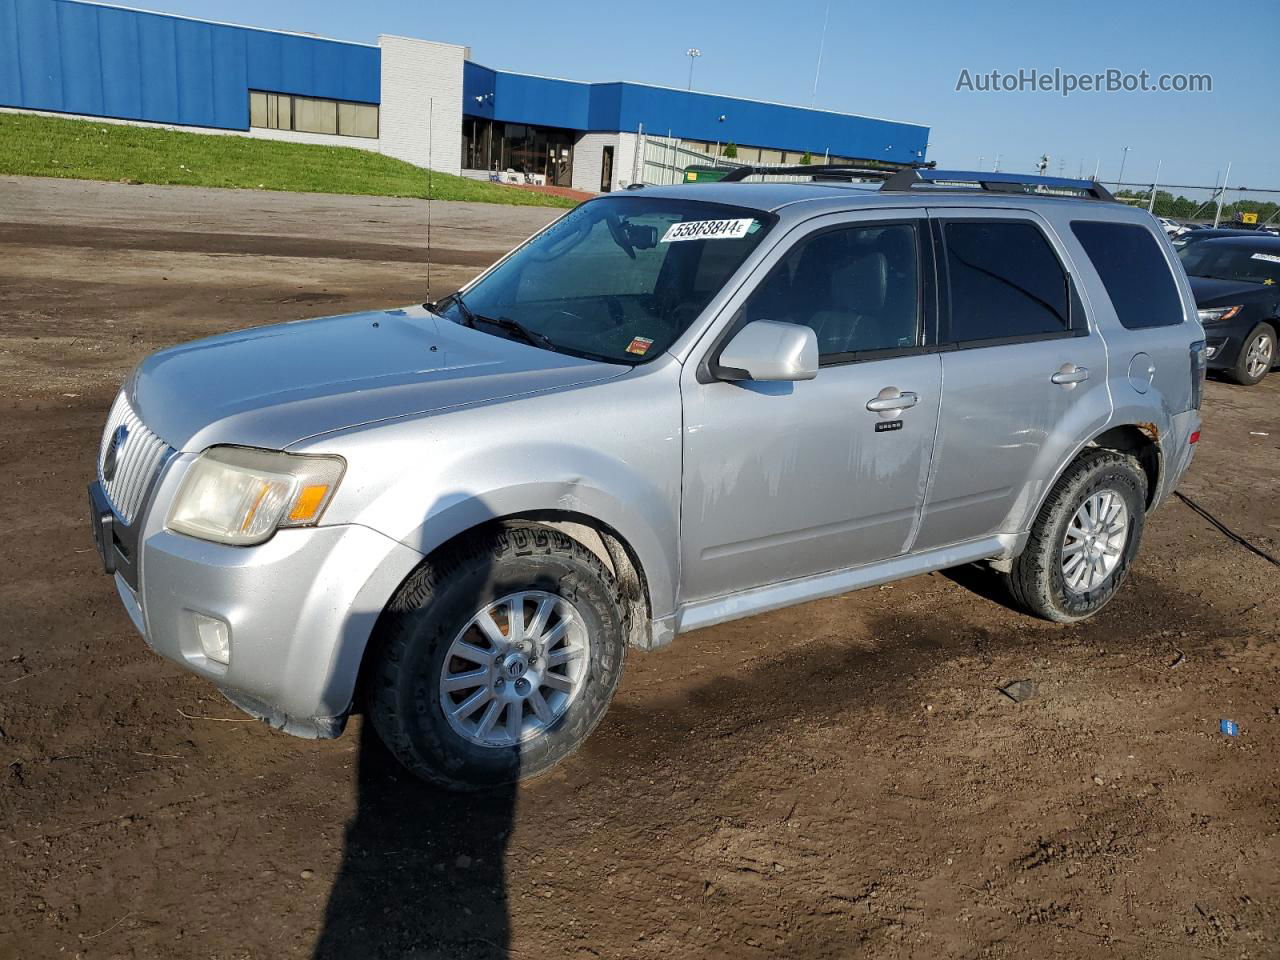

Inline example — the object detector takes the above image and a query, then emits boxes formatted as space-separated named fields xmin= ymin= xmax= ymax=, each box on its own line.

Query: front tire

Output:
xmin=1004 ymin=450 xmax=1147 ymax=623
xmin=1228 ymin=323 xmax=1275 ymax=386
xmin=369 ymin=523 xmax=626 ymax=790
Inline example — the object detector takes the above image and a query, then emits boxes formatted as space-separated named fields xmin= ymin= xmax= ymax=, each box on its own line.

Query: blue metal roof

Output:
xmin=0 ymin=0 xmax=929 ymax=165
xmin=464 ymin=62 xmax=929 ymax=165
xmin=0 ymin=0 xmax=378 ymax=130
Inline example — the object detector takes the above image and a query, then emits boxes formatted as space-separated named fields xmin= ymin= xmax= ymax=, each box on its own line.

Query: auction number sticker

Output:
xmin=660 ymin=218 xmax=755 ymax=243
xmin=1250 ymin=252 xmax=1280 ymax=264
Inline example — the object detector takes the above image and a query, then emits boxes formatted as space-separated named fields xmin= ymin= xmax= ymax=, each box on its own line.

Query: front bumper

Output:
xmin=95 ymin=477 xmax=424 ymax=738
xmin=1201 ymin=317 xmax=1256 ymax=370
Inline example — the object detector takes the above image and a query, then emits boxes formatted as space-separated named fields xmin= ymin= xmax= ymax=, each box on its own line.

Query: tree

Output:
xmin=722 ymin=141 xmax=738 ymax=159
xmin=799 ymin=151 xmax=813 ymax=166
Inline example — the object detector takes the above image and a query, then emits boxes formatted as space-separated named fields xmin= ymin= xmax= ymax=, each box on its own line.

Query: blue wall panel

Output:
xmin=13 ymin=0 xmax=63 ymax=109
xmin=0 ymin=0 xmax=379 ymax=131
xmin=463 ymin=61 xmax=496 ymax=119
xmin=98 ymin=5 xmax=142 ymax=119
xmin=0 ymin=0 xmax=20 ymax=106
xmin=211 ymin=25 xmax=248 ymax=128
xmin=174 ymin=18 xmax=215 ymax=126
xmin=492 ymin=73 xmax=589 ymax=130
xmin=136 ymin=12 xmax=179 ymax=122
xmin=616 ymin=84 xmax=928 ymax=164
xmin=56 ymin=0 xmax=103 ymax=115
xmin=464 ymin=65 xmax=929 ymax=164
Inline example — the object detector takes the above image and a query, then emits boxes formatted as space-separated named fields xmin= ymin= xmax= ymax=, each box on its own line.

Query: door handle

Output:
xmin=866 ymin=390 xmax=919 ymax=413
xmin=1051 ymin=364 xmax=1090 ymax=386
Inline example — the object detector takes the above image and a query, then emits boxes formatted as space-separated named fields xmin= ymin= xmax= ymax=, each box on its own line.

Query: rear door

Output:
xmin=679 ymin=210 xmax=943 ymax=603
xmin=913 ymin=209 xmax=1112 ymax=551
xmin=1066 ymin=219 xmax=1196 ymax=416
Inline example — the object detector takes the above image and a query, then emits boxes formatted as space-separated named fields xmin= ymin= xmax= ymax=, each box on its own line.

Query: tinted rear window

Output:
xmin=1071 ymin=221 xmax=1184 ymax=329
xmin=942 ymin=221 xmax=1070 ymax=343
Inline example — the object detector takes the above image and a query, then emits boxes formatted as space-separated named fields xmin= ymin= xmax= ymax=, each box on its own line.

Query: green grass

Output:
xmin=0 ymin=112 xmax=578 ymax=208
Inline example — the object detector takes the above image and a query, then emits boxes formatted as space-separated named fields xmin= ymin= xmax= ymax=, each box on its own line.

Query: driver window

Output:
xmin=741 ymin=222 xmax=921 ymax=359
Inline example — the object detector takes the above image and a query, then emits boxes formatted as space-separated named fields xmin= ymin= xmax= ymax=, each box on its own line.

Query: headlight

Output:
xmin=1197 ymin=305 xmax=1242 ymax=324
xmin=167 ymin=446 xmax=345 ymax=546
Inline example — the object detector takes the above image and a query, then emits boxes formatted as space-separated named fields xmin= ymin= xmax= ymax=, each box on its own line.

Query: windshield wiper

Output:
xmin=432 ymin=294 xmax=554 ymax=350
xmin=431 ymin=291 xmax=479 ymax=327
xmin=474 ymin=314 xmax=558 ymax=352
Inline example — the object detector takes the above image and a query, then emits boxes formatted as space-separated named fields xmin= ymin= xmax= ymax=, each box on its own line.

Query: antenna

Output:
xmin=426 ymin=97 xmax=434 ymax=301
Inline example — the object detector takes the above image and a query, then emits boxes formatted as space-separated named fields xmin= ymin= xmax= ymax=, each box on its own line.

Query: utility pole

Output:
xmin=1214 ymin=160 xmax=1232 ymax=228
xmin=978 ymin=155 xmax=984 ymax=171
xmin=1036 ymin=154 xmax=1049 ymax=175
xmin=811 ymin=1 xmax=830 ymax=106
xmin=993 ymin=153 xmax=1002 ymax=172
xmin=1147 ymin=159 xmax=1162 ymax=213
xmin=685 ymin=48 xmax=701 ymax=91
xmin=1117 ymin=145 xmax=1130 ymax=188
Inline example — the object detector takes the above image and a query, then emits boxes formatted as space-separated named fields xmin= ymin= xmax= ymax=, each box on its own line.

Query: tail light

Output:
xmin=1190 ymin=339 xmax=1207 ymax=410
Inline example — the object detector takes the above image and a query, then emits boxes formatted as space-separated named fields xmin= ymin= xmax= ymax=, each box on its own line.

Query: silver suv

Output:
xmin=89 ymin=168 xmax=1205 ymax=789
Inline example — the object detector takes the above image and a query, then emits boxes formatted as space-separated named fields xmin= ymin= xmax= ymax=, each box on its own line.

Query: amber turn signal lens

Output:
xmin=288 ymin=484 xmax=331 ymax=523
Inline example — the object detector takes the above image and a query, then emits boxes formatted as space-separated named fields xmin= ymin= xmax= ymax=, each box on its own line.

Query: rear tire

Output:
xmin=369 ymin=522 xmax=627 ymax=790
xmin=1228 ymin=324 xmax=1275 ymax=386
xmin=1004 ymin=450 xmax=1147 ymax=623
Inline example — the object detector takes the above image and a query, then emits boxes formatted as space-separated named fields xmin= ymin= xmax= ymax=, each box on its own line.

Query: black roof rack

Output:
xmin=880 ymin=168 xmax=1116 ymax=201
xmin=718 ymin=162 xmax=925 ymax=183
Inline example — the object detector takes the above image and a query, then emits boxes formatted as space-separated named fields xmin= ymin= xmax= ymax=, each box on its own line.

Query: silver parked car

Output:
xmin=89 ymin=168 xmax=1205 ymax=789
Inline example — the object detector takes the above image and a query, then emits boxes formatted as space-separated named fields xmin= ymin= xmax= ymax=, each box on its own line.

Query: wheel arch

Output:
xmin=1027 ymin=422 xmax=1162 ymax=533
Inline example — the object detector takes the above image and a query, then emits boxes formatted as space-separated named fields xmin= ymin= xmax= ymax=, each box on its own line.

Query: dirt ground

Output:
xmin=1 ymin=176 xmax=1277 ymax=960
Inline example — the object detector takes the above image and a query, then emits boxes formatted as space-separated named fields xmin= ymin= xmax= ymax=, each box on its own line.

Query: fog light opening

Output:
xmin=193 ymin=612 xmax=231 ymax=665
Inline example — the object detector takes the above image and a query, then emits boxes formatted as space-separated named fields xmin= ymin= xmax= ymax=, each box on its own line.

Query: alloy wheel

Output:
xmin=1245 ymin=332 xmax=1274 ymax=380
xmin=439 ymin=591 xmax=590 ymax=748
xmin=1062 ymin=490 xmax=1130 ymax=593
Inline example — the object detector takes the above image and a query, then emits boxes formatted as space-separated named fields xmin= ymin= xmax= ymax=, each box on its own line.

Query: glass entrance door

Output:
xmin=600 ymin=146 xmax=614 ymax=192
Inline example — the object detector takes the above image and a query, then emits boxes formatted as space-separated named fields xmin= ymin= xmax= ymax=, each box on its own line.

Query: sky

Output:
xmin=145 ymin=0 xmax=1279 ymax=193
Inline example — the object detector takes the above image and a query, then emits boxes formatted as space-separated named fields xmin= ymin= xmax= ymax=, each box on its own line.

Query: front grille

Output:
xmin=98 ymin=392 xmax=172 ymax=524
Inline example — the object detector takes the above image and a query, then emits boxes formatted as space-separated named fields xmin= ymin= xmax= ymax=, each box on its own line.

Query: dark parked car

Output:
xmin=1172 ymin=226 xmax=1279 ymax=249
xmin=1179 ymin=236 xmax=1280 ymax=385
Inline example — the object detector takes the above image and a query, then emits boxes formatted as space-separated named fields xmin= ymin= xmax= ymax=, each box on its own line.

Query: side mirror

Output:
xmin=718 ymin=320 xmax=818 ymax=382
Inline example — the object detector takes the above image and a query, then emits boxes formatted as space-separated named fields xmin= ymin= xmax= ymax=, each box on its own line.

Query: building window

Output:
xmin=249 ymin=90 xmax=378 ymax=139
xmin=461 ymin=117 xmax=576 ymax=187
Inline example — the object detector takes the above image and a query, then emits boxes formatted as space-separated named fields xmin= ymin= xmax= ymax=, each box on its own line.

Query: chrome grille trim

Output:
xmin=98 ymin=392 xmax=173 ymax=524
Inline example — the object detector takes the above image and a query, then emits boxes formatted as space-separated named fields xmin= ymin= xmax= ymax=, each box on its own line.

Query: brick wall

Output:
xmin=378 ymin=35 xmax=466 ymax=176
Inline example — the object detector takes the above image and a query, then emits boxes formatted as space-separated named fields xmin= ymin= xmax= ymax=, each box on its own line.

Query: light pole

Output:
xmin=686 ymin=48 xmax=701 ymax=91
xmin=811 ymin=1 xmax=831 ymax=106
xmin=1147 ymin=159 xmax=1162 ymax=213
xmin=1117 ymin=145 xmax=1130 ymax=188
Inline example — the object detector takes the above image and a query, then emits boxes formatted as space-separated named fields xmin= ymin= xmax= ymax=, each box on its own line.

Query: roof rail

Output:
xmin=718 ymin=163 xmax=922 ymax=183
xmin=881 ymin=168 xmax=1116 ymax=201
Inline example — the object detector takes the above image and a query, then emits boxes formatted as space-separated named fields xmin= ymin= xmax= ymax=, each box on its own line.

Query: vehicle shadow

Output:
xmin=939 ymin=562 xmax=1023 ymax=614
xmin=314 ymin=515 xmax=515 ymax=960
xmin=312 ymin=721 xmax=515 ymax=960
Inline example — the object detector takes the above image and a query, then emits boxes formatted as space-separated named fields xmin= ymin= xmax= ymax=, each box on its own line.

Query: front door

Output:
xmin=679 ymin=211 xmax=942 ymax=603
xmin=912 ymin=210 xmax=1111 ymax=550
xmin=600 ymin=146 xmax=614 ymax=193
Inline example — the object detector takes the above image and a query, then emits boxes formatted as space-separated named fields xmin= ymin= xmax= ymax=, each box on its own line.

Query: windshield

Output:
xmin=1179 ymin=243 xmax=1280 ymax=285
xmin=435 ymin=196 xmax=774 ymax=363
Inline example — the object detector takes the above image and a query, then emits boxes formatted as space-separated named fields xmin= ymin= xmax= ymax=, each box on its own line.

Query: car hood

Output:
xmin=131 ymin=305 xmax=626 ymax=451
xmin=1186 ymin=274 xmax=1272 ymax=307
